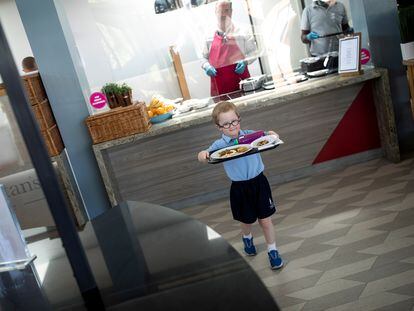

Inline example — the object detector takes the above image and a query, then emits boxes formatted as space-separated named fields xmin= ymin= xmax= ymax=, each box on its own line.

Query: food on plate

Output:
xmin=218 ymin=146 xmax=250 ymax=158
xmin=256 ymin=139 xmax=269 ymax=147
xmin=251 ymin=135 xmax=279 ymax=148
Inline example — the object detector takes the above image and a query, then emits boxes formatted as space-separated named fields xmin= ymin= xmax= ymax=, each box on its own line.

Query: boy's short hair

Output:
xmin=212 ymin=101 xmax=239 ymax=125
xmin=22 ymin=56 xmax=37 ymax=72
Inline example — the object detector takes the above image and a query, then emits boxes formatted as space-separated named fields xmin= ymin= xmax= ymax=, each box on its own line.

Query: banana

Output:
xmin=149 ymin=97 xmax=164 ymax=109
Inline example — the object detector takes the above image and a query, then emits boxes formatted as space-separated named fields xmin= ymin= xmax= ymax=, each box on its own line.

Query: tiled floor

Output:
xmin=181 ymin=157 xmax=414 ymax=311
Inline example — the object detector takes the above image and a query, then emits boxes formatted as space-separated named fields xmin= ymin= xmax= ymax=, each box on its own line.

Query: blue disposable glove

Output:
xmin=204 ymin=64 xmax=217 ymax=77
xmin=235 ymin=60 xmax=247 ymax=74
xmin=306 ymin=31 xmax=319 ymax=41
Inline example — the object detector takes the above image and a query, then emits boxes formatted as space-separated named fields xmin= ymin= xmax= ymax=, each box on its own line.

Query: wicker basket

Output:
xmin=32 ymin=99 xmax=56 ymax=131
xmin=85 ymin=102 xmax=151 ymax=144
xmin=41 ymin=124 xmax=64 ymax=157
xmin=22 ymin=73 xmax=47 ymax=105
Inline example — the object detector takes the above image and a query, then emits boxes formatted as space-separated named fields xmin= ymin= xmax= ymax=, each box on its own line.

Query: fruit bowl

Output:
xmin=150 ymin=112 xmax=173 ymax=124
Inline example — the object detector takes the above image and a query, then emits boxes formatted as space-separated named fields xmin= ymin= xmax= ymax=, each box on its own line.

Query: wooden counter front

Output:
xmin=93 ymin=68 xmax=399 ymax=208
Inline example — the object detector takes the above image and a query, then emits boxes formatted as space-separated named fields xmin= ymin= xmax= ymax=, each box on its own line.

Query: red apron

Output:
xmin=208 ymin=33 xmax=250 ymax=96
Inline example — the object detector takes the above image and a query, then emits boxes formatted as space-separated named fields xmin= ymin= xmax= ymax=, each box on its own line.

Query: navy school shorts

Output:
xmin=230 ymin=172 xmax=276 ymax=224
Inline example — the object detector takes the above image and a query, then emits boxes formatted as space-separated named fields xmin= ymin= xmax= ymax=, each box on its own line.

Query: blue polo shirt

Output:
xmin=208 ymin=129 xmax=264 ymax=181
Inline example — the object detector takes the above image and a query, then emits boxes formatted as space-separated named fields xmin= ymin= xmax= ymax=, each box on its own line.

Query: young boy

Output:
xmin=198 ymin=101 xmax=283 ymax=270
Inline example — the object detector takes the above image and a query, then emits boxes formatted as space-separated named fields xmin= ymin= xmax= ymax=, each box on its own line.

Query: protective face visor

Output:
xmin=314 ymin=0 xmax=336 ymax=6
xmin=322 ymin=0 xmax=336 ymax=5
xmin=216 ymin=3 xmax=232 ymax=32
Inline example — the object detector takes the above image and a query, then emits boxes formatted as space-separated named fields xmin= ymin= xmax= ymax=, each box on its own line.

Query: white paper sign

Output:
xmin=0 ymin=184 xmax=30 ymax=264
xmin=339 ymin=35 xmax=360 ymax=73
xmin=0 ymin=168 xmax=55 ymax=229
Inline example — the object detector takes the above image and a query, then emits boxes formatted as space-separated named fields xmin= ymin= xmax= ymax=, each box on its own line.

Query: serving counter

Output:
xmin=93 ymin=68 xmax=399 ymax=208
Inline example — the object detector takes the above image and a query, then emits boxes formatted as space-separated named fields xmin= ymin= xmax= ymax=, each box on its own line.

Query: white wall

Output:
xmin=0 ymin=0 xmax=33 ymax=81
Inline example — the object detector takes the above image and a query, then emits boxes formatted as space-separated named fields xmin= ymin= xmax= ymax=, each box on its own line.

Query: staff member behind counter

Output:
xmin=201 ymin=0 xmax=257 ymax=97
xmin=300 ymin=0 xmax=352 ymax=56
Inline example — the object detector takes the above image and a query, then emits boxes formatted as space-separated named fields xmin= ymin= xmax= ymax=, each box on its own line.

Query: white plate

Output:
xmin=210 ymin=144 xmax=252 ymax=160
xmin=251 ymin=135 xmax=283 ymax=150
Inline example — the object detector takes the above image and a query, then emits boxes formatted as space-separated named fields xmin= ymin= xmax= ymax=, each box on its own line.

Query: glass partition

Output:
xmin=58 ymin=0 xmax=355 ymax=112
xmin=0 ymin=91 xmax=57 ymax=231
xmin=0 ymin=57 xmax=91 ymax=310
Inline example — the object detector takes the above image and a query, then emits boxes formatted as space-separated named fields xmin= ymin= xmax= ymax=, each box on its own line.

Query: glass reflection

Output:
xmin=59 ymin=0 xmax=353 ymax=109
xmin=0 ymin=265 xmax=52 ymax=310
xmin=154 ymin=0 xmax=178 ymax=14
xmin=259 ymin=0 xmax=304 ymax=78
xmin=202 ymin=1 xmax=259 ymax=97
xmin=154 ymin=0 xmax=218 ymax=15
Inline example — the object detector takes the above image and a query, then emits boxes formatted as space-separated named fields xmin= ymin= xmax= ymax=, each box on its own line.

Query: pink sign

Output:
xmin=89 ymin=92 xmax=107 ymax=109
xmin=360 ymin=48 xmax=371 ymax=65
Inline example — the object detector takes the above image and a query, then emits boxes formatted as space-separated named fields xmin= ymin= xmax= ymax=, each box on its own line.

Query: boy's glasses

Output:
xmin=218 ymin=118 xmax=241 ymax=129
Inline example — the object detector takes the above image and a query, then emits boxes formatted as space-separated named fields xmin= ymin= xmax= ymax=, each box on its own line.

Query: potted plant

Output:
xmin=102 ymin=83 xmax=121 ymax=109
xmin=101 ymin=82 xmax=133 ymax=109
xmin=117 ymin=83 xmax=133 ymax=107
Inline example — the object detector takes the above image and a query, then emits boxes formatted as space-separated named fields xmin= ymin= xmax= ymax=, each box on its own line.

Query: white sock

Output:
xmin=243 ymin=233 xmax=253 ymax=239
xmin=267 ymin=243 xmax=277 ymax=252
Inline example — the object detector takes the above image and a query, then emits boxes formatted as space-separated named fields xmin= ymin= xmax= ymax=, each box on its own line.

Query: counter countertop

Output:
xmin=93 ymin=68 xmax=384 ymax=152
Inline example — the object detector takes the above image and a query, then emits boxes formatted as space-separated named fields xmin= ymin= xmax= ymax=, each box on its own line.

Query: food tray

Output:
xmin=208 ymin=139 xmax=283 ymax=164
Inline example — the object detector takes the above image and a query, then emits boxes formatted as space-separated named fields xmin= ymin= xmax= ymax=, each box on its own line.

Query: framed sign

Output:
xmin=338 ymin=33 xmax=362 ymax=76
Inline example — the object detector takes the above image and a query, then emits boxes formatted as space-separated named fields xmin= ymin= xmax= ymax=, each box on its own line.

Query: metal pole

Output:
xmin=0 ymin=21 xmax=105 ymax=310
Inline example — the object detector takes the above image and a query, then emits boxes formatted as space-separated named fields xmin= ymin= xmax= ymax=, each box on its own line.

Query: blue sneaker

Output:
xmin=268 ymin=250 xmax=284 ymax=269
xmin=242 ymin=237 xmax=257 ymax=256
